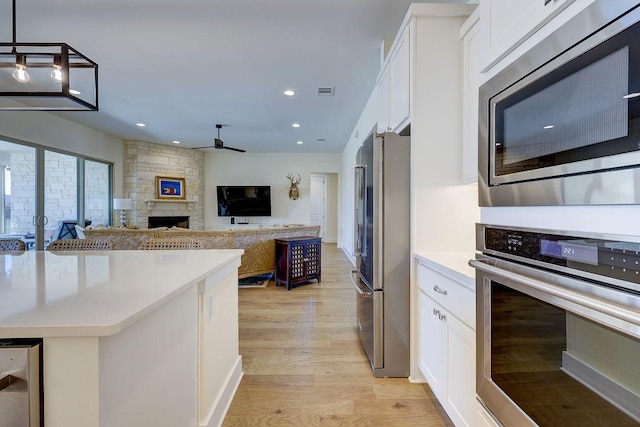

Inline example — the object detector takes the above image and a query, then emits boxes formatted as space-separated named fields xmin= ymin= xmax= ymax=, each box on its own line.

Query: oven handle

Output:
xmin=469 ymin=258 xmax=640 ymax=327
xmin=350 ymin=269 xmax=373 ymax=297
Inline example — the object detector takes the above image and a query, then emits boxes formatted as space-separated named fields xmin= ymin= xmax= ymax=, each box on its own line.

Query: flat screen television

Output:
xmin=217 ymin=185 xmax=271 ymax=217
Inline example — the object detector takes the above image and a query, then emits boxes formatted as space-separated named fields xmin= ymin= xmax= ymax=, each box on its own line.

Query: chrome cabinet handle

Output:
xmin=433 ymin=285 xmax=448 ymax=295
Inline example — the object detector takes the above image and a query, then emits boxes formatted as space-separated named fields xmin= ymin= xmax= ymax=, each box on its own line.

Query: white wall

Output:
xmin=0 ymin=111 xmax=124 ymax=195
xmin=339 ymin=89 xmax=378 ymax=259
xmin=204 ymin=152 xmax=341 ymax=229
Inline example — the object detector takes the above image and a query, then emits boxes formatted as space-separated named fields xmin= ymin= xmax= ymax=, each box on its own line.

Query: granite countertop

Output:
xmin=0 ymin=249 xmax=242 ymax=338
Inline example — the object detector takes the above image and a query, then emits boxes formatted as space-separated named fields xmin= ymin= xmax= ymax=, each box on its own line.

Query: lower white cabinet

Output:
xmin=417 ymin=259 xmax=476 ymax=427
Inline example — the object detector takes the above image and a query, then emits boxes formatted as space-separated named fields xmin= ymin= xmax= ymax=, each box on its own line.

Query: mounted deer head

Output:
xmin=286 ymin=172 xmax=301 ymax=200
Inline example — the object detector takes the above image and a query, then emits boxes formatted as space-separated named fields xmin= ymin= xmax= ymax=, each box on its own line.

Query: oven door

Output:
xmin=470 ymin=255 xmax=640 ymax=426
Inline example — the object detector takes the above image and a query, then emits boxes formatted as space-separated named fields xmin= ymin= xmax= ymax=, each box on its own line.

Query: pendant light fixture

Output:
xmin=0 ymin=0 xmax=99 ymax=111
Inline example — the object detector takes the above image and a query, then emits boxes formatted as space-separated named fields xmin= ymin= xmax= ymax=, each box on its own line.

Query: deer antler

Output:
xmin=286 ymin=172 xmax=301 ymax=185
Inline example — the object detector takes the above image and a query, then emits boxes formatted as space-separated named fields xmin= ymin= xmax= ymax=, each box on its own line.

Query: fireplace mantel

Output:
xmin=144 ymin=199 xmax=196 ymax=210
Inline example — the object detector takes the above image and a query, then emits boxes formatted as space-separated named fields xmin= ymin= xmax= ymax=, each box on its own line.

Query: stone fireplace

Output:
xmin=148 ymin=216 xmax=189 ymax=229
xmin=124 ymin=140 xmax=204 ymax=229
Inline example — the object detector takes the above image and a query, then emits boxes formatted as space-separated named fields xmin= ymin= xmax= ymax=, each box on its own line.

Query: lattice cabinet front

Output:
xmin=275 ymin=237 xmax=322 ymax=290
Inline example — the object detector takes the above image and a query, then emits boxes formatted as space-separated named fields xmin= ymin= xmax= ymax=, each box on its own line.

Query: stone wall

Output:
xmin=124 ymin=141 xmax=204 ymax=229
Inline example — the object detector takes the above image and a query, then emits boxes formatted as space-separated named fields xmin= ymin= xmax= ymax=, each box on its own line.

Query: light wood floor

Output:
xmin=223 ymin=243 xmax=453 ymax=426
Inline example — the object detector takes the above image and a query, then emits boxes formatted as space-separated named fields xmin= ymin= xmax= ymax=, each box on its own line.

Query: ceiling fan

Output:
xmin=193 ymin=124 xmax=246 ymax=152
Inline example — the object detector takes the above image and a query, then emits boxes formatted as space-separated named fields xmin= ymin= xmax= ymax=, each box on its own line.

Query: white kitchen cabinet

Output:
xmin=417 ymin=258 xmax=476 ymax=427
xmin=418 ymin=289 xmax=444 ymax=396
xmin=460 ymin=9 xmax=481 ymax=185
xmin=480 ymin=0 xmax=576 ymax=71
xmin=376 ymin=64 xmax=390 ymax=134
xmin=388 ymin=25 xmax=410 ymax=133
xmin=377 ymin=25 xmax=410 ymax=134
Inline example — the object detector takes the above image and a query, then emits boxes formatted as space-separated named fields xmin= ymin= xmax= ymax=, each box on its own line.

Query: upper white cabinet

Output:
xmin=480 ymin=0 xmax=576 ymax=71
xmin=377 ymin=25 xmax=410 ymax=134
xmin=376 ymin=64 xmax=391 ymax=134
xmin=460 ymin=9 xmax=481 ymax=185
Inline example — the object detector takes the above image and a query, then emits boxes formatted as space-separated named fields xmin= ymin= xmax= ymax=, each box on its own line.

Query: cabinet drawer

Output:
xmin=417 ymin=262 xmax=475 ymax=328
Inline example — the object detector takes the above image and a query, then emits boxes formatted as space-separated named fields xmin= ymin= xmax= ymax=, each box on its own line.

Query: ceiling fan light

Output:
xmin=12 ymin=55 xmax=30 ymax=82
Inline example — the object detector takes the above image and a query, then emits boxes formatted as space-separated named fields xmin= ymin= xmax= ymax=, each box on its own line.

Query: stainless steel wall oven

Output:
xmin=471 ymin=224 xmax=640 ymax=426
xmin=479 ymin=1 xmax=640 ymax=206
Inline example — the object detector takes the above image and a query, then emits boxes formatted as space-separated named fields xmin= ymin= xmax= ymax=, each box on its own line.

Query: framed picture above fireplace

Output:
xmin=156 ymin=176 xmax=186 ymax=200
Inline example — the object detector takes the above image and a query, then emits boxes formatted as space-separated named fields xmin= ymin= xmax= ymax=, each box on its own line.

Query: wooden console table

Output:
xmin=275 ymin=237 xmax=321 ymax=290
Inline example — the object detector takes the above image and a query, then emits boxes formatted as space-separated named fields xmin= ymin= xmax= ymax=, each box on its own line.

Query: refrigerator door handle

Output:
xmin=353 ymin=164 xmax=367 ymax=257
xmin=350 ymin=269 xmax=372 ymax=297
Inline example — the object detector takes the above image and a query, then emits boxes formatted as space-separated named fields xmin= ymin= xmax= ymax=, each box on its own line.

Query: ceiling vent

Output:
xmin=316 ymin=138 xmax=327 ymax=143
xmin=317 ymin=87 xmax=335 ymax=96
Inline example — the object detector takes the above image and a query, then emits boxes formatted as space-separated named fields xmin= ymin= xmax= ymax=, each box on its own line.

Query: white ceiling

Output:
xmin=1 ymin=0 xmax=471 ymax=153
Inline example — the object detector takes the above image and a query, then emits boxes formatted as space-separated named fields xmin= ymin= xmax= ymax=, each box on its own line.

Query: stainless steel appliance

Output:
xmin=479 ymin=1 xmax=640 ymax=206
xmin=351 ymin=127 xmax=410 ymax=377
xmin=0 ymin=339 xmax=42 ymax=427
xmin=470 ymin=224 xmax=640 ymax=426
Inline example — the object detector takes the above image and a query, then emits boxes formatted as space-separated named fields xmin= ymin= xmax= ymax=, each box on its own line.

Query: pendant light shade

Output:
xmin=0 ymin=0 xmax=99 ymax=111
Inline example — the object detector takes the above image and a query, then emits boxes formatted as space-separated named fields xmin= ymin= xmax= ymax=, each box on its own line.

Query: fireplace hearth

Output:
xmin=148 ymin=216 xmax=189 ymax=229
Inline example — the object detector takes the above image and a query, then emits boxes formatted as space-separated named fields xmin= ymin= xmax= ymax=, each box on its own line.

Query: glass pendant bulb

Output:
xmin=51 ymin=55 xmax=62 ymax=82
xmin=12 ymin=55 xmax=30 ymax=82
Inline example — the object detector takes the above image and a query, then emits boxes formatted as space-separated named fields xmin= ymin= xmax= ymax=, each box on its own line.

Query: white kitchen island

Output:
xmin=0 ymin=249 xmax=244 ymax=427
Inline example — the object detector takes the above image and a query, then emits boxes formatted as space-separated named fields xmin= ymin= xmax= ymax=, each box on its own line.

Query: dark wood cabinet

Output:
xmin=275 ymin=237 xmax=321 ymax=290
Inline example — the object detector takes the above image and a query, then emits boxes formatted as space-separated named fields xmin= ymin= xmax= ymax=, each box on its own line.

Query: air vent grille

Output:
xmin=317 ymin=87 xmax=335 ymax=96
xmin=316 ymin=138 xmax=327 ymax=142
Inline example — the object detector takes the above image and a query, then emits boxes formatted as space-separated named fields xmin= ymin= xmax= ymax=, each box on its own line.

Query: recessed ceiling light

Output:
xmin=172 ymin=140 xmax=180 ymax=144
xmin=623 ymin=92 xmax=640 ymax=99
xmin=543 ymin=125 xmax=554 ymax=129
xmin=69 ymin=89 xmax=81 ymax=95
xmin=136 ymin=123 xmax=146 ymax=127
xmin=292 ymin=123 xmax=301 ymax=128
xmin=296 ymin=141 xmax=304 ymax=145
xmin=284 ymin=89 xmax=295 ymax=96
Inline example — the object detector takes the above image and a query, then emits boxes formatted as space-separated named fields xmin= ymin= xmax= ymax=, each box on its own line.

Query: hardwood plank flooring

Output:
xmin=223 ymin=243 xmax=453 ymax=426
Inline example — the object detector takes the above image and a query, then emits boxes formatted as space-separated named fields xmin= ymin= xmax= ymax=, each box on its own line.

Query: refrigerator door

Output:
xmin=351 ymin=270 xmax=383 ymax=370
xmin=359 ymin=130 xmax=375 ymax=289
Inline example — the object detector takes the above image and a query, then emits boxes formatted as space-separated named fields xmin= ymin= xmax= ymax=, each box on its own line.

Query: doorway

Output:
xmin=310 ymin=173 xmax=338 ymax=242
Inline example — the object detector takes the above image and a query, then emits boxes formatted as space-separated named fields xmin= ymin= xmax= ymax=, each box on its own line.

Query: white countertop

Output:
xmin=414 ymin=251 xmax=477 ymax=288
xmin=0 ymin=249 xmax=243 ymax=338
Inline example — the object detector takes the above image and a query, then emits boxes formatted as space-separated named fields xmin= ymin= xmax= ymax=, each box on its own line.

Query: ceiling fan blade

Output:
xmin=192 ymin=145 xmax=215 ymax=150
xmin=222 ymin=146 xmax=246 ymax=153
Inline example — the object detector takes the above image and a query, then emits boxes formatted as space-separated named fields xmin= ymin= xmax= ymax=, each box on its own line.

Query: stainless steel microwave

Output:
xmin=479 ymin=1 xmax=640 ymax=206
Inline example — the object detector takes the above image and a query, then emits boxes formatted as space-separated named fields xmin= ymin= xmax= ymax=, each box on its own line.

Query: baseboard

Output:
xmin=201 ymin=355 xmax=244 ymax=427
xmin=562 ymin=351 xmax=640 ymax=422
xmin=341 ymin=246 xmax=356 ymax=267
xmin=408 ymin=375 xmax=427 ymax=384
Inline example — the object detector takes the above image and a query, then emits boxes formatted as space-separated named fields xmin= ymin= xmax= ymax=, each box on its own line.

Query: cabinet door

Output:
xmin=303 ymin=240 xmax=321 ymax=277
xmin=418 ymin=290 xmax=444 ymax=398
xmin=443 ymin=312 xmax=476 ymax=427
xmin=461 ymin=11 xmax=481 ymax=185
xmin=376 ymin=64 xmax=390 ymax=133
xmin=388 ymin=25 xmax=410 ymax=133
xmin=480 ymin=0 xmax=576 ymax=70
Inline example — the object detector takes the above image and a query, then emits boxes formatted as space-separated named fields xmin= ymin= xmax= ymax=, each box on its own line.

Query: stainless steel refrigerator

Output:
xmin=351 ymin=128 xmax=410 ymax=377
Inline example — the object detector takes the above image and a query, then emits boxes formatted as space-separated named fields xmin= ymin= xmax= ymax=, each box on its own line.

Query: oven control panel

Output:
xmin=481 ymin=225 xmax=640 ymax=287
